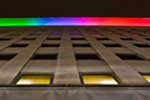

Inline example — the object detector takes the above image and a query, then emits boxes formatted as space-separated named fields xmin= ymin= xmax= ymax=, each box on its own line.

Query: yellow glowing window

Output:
xmin=16 ymin=75 xmax=51 ymax=85
xmin=82 ymin=75 xmax=118 ymax=85
xmin=143 ymin=75 xmax=150 ymax=83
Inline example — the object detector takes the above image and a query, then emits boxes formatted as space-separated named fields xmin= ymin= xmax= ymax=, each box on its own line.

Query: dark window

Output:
xmin=28 ymin=33 xmax=41 ymax=36
xmin=9 ymin=44 xmax=28 ymax=47
xmin=75 ymin=54 xmax=100 ymax=60
xmin=47 ymin=37 xmax=60 ymax=40
xmin=133 ymin=43 xmax=150 ymax=48
xmin=70 ymin=33 xmax=82 ymax=36
xmin=96 ymin=37 xmax=110 ymax=40
xmin=50 ymin=32 xmax=61 ymax=36
xmin=73 ymin=43 xmax=91 ymax=47
xmin=9 ymin=33 xmax=21 ymax=36
xmin=0 ymin=54 xmax=16 ymax=60
xmin=0 ymin=38 xmax=10 ymax=41
xmin=22 ymin=37 xmax=36 ymax=40
xmin=71 ymin=37 xmax=85 ymax=40
xmin=103 ymin=43 xmax=122 ymax=47
xmin=145 ymin=38 xmax=150 ymax=41
xmin=32 ymin=54 xmax=57 ymax=60
xmin=41 ymin=44 xmax=60 ymax=47
xmin=120 ymin=37 xmax=133 ymax=40
xmin=116 ymin=53 xmax=144 ymax=60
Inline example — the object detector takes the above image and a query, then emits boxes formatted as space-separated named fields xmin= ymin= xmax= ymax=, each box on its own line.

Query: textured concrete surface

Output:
xmin=0 ymin=87 xmax=149 ymax=100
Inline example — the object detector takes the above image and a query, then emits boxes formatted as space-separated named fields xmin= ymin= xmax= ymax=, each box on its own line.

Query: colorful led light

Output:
xmin=0 ymin=17 xmax=150 ymax=26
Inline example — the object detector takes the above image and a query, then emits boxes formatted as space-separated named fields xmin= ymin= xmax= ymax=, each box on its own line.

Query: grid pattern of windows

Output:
xmin=0 ymin=27 xmax=149 ymax=86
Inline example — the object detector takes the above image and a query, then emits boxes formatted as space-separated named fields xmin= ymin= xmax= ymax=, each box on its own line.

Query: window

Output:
xmin=32 ymin=54 xmax=57 ymax=60
xmin=120 ymin=37 xmax=133 ymax=40
xmin=103 ymin=43 xmax=122 ymax=47
xmin=143 ymin=75 xmax=150 ymax=83
xmin=16 ymin=74 xmax=51 ymax=85
xmin=41 ymin=44 xmax=60 ymax=47
xmin=71 ymin=37 xmax=85 ymax=40
xmin=133 ymin=43 xmax=150 ymax=48
xmin=50 ymin=32 xmax=61 ymax=36
xmin=22 ymin=37 xmax=36 ymax=40
xmin=47 ymin=37 xmax=61 ymax=40
xmin=0 ymin=54 xmax=16 ymax=60
xmin=145 ymin=38 xmax=150 ymax=41
xmin=9 ymin=43 xmax=28 ymax=47
xmin=82 ymin=74 xmax=118 ymax=85
xmin=70 ymin=33 xmax=82 ymax=37
xmin=28 ymin=33 xmax=41 ymax=36
xmin=73 ymin=43 xmax=91 ymax=47
xmin=9 ymin=33 xmax=21 ymax=36
xmin=116 ymin=53 xmax=144 ymax=60
xmin=75 ymin=54 xmax=100 ymax=60
xmin=0 ymin=38 xmax=10 ymax=41
xmin=96 ymin=37 xmax=110 ymax=40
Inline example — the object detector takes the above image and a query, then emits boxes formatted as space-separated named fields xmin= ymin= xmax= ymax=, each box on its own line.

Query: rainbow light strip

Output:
xmin=0 ymin=17 xmax=150 ymax=26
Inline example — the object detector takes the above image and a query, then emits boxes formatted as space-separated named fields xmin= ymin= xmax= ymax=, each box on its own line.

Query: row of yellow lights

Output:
xmin=16 ymin=74 xmax=150 ymax=85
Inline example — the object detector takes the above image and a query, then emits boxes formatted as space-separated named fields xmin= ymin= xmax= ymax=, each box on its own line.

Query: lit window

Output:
xmin=16 ymin=75 xmax=51 ymax=85
xmin=143 ymin=75 xmax=150 ymax=83
xmin=82 ymin=75 xmax=118 ymax=85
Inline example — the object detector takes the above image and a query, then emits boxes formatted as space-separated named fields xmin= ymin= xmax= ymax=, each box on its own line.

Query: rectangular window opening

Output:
xmin=32 ymin=54 xmax=57 ymax=60
xmin=96 ymin=37 xmax=110 ymax=40
xmin=116 ymin=53 xmax=144 ymax=60
xmin=133 ymin=43 xmax=150 ymax=48
xmin=0 ymin=38 xmax=10 ymax=41
xmin=16 ymin=74 xmax=52 ymax=85
xmin=41 ymin=44 xmax=60 ymax=47
xmin=22 ymin=37 xmax=36 ymax=40
xmin=0 ymin=54 xmax=16 ymax=60
xmin=73 ymin=43 xmax=91 ymax=47
xmin=71 ymin=37 xmax=85 ymax=40
xmin=103 ymin=43 xmax=122 ymax=47
xmin=81 ymin=74 xmax=118 ymax=85
xmin=75 ymin=54 xmax=100 ymax=60
xmin=46 ymin=37 xmax=61 ymax=40
xmin=9 ymin=43 xmax=29 ymax=47
xmin=120 ymin=37 xmax=133 ymax=40
xmin=143 ymin=74 xmax=150 ymax=83
xmin=145 ymin=38 xmax=150 ymax=41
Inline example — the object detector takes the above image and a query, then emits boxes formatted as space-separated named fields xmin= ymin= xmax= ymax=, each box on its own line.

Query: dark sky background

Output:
xmin=0 ymin=0 xmax=149 ymax=17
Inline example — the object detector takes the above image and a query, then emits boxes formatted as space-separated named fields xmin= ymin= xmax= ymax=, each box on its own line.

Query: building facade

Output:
xmin=0 ymin=26 xmax=149 ymax=100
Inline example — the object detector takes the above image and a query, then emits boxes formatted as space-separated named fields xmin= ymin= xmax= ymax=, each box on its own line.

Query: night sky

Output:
xmin=0 ymin=0 xmax=149 ymax=17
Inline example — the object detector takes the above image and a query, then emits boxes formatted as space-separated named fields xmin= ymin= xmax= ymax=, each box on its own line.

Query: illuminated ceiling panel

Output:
xmin=0 ymin=17 xmax=150 ymax=26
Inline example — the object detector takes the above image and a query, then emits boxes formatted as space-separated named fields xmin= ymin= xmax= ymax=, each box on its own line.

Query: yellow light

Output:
xmin=143 ymin=75 xmax=150 ymax=82
xmin=82 ymin=75 xmax=118 ymax=85
xmin=16 ymin=75 xmax=51 ymax=85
